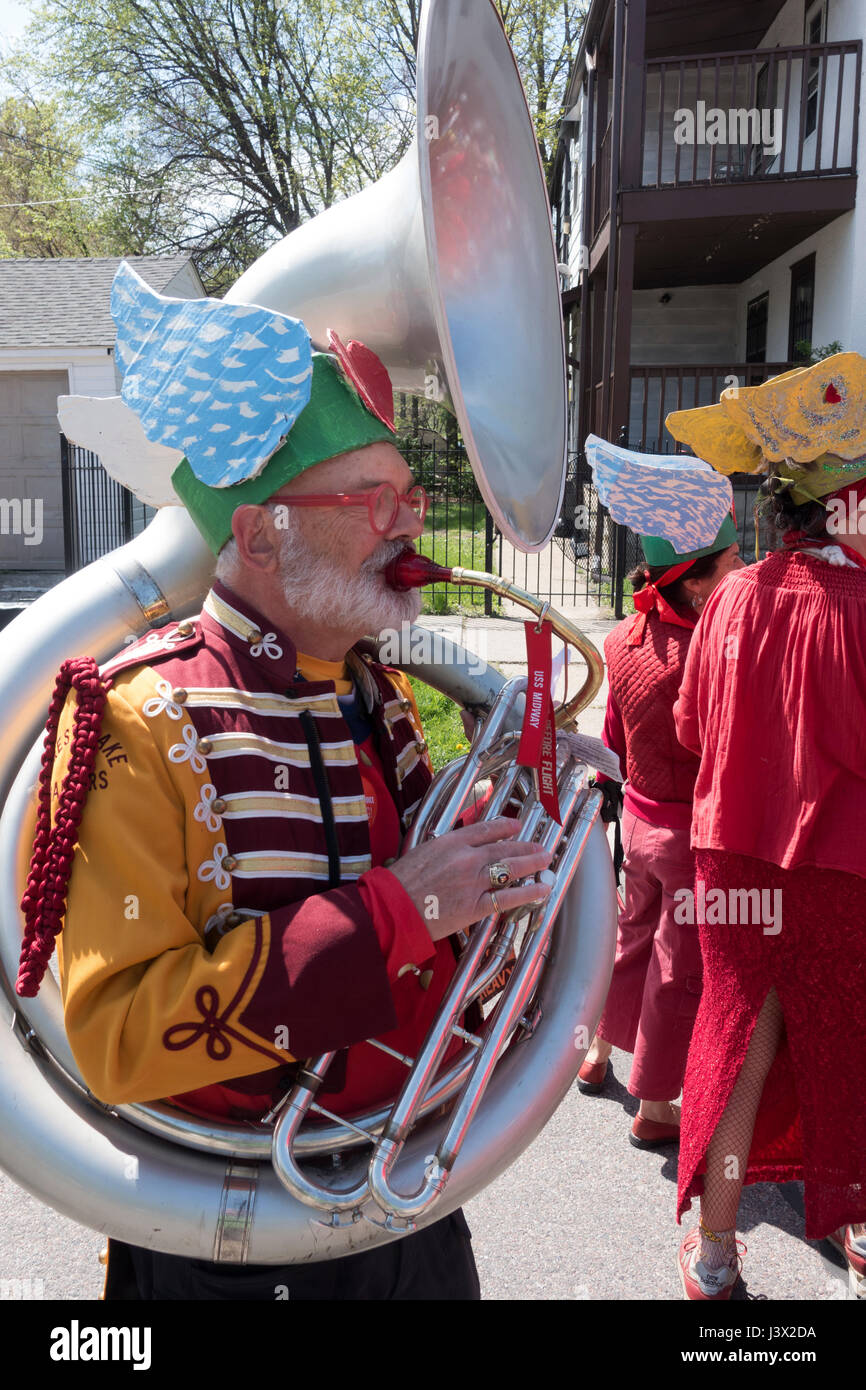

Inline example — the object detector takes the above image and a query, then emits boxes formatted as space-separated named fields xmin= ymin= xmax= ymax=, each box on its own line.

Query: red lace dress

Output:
xmin=673 ymin=548 xmax=866 ymax=1238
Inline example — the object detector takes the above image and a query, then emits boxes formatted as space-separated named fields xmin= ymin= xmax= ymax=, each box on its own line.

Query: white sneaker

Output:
xmin=678 ymin=1227 xmax=744 ymax=1301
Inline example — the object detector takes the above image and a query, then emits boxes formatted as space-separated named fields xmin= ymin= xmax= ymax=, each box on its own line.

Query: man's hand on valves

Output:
xmin=386 ymin=817 xmax=554 ymax=943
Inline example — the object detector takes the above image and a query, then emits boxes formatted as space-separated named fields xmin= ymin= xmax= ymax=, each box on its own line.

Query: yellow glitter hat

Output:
xmin=666 ymin=355 xmax=866 ymax=475
xmin=664 ymin=402 xmax=764 ymax=476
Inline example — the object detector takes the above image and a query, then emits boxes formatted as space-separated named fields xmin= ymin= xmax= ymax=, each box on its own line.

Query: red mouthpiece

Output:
xmin=385 ymin=551 xmax=453 ymax=590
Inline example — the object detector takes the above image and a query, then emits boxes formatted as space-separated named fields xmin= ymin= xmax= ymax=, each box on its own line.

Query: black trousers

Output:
xmin=104 ymin=1209 xmax=480 ymax=1301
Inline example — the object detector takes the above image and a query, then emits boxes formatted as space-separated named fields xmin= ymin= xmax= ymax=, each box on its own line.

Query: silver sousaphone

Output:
xmin=0 ymin=0 xmax=617 ymax=1264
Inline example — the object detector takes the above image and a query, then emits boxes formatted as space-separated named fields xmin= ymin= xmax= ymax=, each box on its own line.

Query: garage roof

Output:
xmin=0 ymin=255 xmax=204 ymax=348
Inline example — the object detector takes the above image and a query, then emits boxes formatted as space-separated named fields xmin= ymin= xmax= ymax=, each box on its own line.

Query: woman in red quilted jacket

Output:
xmin=578 ymin=520 xmax=743 ymax=1147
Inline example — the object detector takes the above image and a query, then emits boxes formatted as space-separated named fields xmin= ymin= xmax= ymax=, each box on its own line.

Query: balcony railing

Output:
xmin=640 ymin=41 xmax=861 ymax=189
xmin=590 ymin=121 xmax=612 ymax=242
xmin=628 ymin=363 xmax=793 ymax=451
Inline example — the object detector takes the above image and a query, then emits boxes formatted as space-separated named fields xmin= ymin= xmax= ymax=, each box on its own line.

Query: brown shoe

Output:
xmin=629 ymin=1113 xmax=681 ymax=1148
xmin=576 ymin=1058 xmax=608 ymax=1094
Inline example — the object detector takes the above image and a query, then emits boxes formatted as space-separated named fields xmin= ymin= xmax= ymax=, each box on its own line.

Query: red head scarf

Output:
xmin=628 ymin=559 xmax=699 ymax=646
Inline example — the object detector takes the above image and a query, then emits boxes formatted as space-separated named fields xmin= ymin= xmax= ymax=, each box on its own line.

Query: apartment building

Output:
xmin=550 ymin=0 xmax=863 ymax=455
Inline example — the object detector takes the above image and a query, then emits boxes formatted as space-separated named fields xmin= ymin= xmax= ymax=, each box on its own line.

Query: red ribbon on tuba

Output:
xmin=516 ymin=620 xmax=561 ymax=824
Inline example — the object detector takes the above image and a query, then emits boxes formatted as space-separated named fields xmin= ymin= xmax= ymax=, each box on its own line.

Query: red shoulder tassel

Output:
xmin=16 ymin=657 xmax=109 ymax=998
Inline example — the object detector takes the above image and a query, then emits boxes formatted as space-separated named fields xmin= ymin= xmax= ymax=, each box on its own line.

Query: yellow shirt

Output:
xmin=295 ymin=651 xmax=352 ymax=695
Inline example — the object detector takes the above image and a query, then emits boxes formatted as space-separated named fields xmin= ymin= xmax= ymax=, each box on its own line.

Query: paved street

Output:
xmin=0 ymin=606 xmax=851 ymax=1301
xmin=0 ymin=1048 xmax=848 ymax=1302
xmin=467 ymin=1059 xmax=848 ymax=1301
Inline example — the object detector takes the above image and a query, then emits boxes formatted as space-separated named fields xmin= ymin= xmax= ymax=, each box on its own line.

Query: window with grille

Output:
xmin=805 ymin=1 xmax=828 ymax=138
xmin=788 ymin=254 xmax=816 ymax=361
xmin=746 ymin=293 xmax=769 ymax=363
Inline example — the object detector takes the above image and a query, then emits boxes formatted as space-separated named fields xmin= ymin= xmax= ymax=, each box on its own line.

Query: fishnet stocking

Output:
xmin=698 ymin=986 xmax=785 ymax=1263
xmin=697 ymin=1226 xmax=738 ymax=1271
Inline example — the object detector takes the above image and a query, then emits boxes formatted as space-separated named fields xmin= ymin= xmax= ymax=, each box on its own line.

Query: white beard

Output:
xmin=275 ymin=520 xmax=422 ymax=637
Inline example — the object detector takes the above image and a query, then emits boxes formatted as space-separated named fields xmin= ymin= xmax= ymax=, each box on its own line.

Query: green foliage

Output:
xmin=0 ymin=88 xmax=200 ymax=262
xmin=793 ymin=339 xmax=845 ymax=365
xmin=0 ymin=95 xmax=98 ymax=257
xmin=393 ymin=389 xmax=453 ymax=442
xmin=407 ymin=675 xmax=467 ymax=771
xmin=8 ymin=0 xmax=417 ymax=285
xmin=497 ymin=0 xmax=584 ymax=170
xmin=419 ymin=481 xmax=489 ymax=614
xmin=3 ymin=0 xmax=584 ymax=283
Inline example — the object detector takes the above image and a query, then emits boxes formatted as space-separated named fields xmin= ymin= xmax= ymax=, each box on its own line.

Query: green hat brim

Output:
xmin=641 ymin=512 xmax=738 ymax=568
xmin=171 ymin=353 xmax=395 ymax=554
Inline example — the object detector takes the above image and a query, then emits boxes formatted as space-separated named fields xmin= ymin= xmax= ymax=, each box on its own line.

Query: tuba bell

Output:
xmin=0 ymin=0 xmax=618 ymax=1265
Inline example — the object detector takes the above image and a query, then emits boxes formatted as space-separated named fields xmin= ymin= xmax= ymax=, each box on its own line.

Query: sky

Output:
xmin=0 ymin=0 xmax=43 ymax=98
xmin=0 ymin=0 xmax=32 ymax=46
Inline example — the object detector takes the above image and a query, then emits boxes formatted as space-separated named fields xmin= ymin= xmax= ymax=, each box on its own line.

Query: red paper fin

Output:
xmin=327 ymin=329 xmax=395 ymax=432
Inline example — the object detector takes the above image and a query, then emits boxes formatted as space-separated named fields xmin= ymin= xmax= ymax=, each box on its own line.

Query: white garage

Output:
xmin=0 ymin=255 xmax=205 ymax=596
xmin=0 ymin=369 xmax=69 ymax=569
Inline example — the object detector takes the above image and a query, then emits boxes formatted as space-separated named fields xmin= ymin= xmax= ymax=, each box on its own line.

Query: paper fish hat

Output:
xmin=109 ymin=261 xmax=397 ymax=553
xmin=665 ymin=353 xmax=866 ymax=491
xmin=584 ymin=434 xmax=736 ymax=566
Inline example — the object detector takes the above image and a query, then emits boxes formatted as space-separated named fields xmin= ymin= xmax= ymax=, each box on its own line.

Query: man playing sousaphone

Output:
xmin=15 ymin=264 xmax=553 ymax=1300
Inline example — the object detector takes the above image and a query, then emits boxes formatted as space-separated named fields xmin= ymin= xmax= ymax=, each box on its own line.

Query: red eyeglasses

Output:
xmin=270 ymin=482 xmax=428 ymax=535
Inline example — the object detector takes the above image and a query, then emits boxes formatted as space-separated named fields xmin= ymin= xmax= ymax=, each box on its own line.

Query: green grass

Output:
xmin=408 ymin=676 xmax=468 ymax=771
xmin=421 ymin=498 xmax=488 ymax=615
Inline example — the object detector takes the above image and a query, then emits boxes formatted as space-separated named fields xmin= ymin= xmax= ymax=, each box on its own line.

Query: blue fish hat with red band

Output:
xmin=109 ymin=259 xmax=398 ymax=555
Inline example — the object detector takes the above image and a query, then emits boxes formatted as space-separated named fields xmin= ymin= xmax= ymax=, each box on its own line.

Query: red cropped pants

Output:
xmin=597 ymin=809 xmax=702 ymax=1101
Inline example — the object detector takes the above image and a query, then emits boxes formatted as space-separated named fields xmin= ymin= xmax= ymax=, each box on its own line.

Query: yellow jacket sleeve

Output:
xmin=54 ymin=668 xmax=402 ymax=1104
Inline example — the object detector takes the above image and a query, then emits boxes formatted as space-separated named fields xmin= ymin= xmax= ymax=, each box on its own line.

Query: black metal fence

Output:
xmin=402 ymin=437 xmax=768 ymax=619
xmin=59 ymin=431 xmax=770 ymax=620
xmin=543 ymin=450 xmax=642 ymax=611
xmin=545 ymin=446 xmax=768 ymax=617
xmin=396 ymin=438 xmax=496 ymax=615
xmin=60 ymin=436 xmax=155 ymax=573
xmin=396 ymin=435 xmax=641 ymax=617
xmin=397 ymin=428 xmax=654 ymax=616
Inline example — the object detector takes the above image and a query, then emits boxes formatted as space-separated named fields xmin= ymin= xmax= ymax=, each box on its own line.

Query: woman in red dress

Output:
xmin=667 ymin=354 xmax=866 ymax=1299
